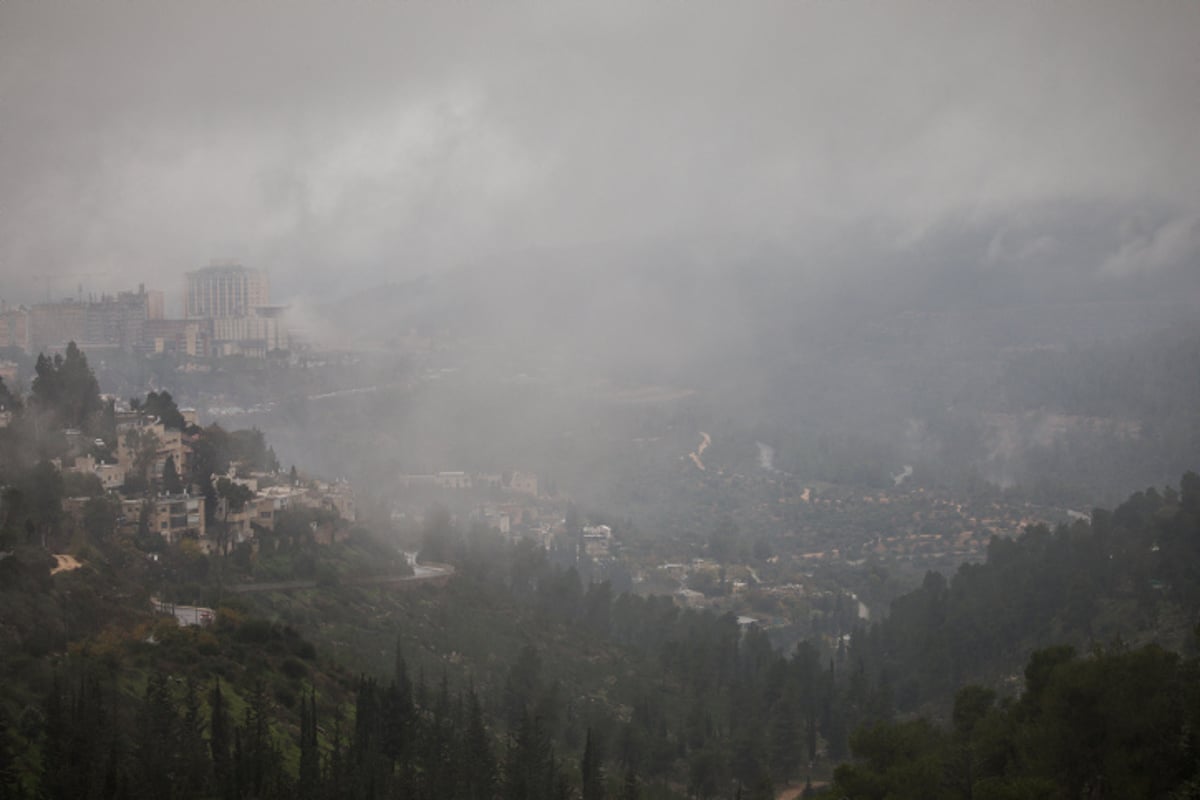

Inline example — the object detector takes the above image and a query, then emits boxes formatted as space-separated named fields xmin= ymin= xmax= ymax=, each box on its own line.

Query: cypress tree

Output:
xmin=179 ymin=676 xmax=209 ymax=797
xmin=581 ymin=728 xmax=604 ymax=800
xmin=136 ymin=670 xmax=181 ymax=800
xmin=0 ymin=706 xmax=17 ymax=800
xmin=210 ymin=679 xmax=232 ymax=800
xmin=620 ymin=766 xmax=640 ymax=800
xmin=463 ymin=688 xmax=496 ymax=800
xmin=298 ymin=689 xmax=319 ymax=800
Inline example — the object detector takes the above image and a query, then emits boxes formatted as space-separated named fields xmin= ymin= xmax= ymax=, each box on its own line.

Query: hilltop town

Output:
xmin=1 ymin=262 xmax=287 ymax=362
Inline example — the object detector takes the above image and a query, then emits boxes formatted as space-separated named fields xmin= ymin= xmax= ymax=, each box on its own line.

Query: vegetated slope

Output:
xmin=831 ymin=642 xmax=1200 ymax=799
xmin=1 ymin=530 xmax=854 ymax=799
xmin=848 ymin=472 xmax=1200 ymax=712
xmin=4 ymin=473 xmax=1200 ymax=798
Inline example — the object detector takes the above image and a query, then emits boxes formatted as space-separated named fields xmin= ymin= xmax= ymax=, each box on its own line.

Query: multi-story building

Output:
xmin=23 ymin=286 xmax=158 ymax=354
xmin=145 ymin=290 xmax=165 ymax=320
xmin=116 ymin=418 xmax=189 ymax=482
xmin=0 ymin=307 xmax=31 ymax=353
xmin=210 ymin=308 xmax=288 ymax=356
xmin=67 ymin=455 xmax=127 ymax=490
xmin=509 ymin=471 xmax=539 ymax=497
xmin=117 ymin=493 xmax=205 ymax=544
xmin=185 ymin=264 xmax=287 ymax=356
xmin=184 ymin=263 xmax=269 ymax=319
xmin=155 ymin=493 xmax=205 ymax=543
xmin=143 ymin=318 xmax=211 ymax=358
xmin=83 ymin=289 xmax=149 ymax=351
xmin=145 ymin=493 xmax=205 ymax=544
xmin=582 ymin=524 xmax=613 ymax=558
xmin=30 ymin=301 xmax=86 ymax=353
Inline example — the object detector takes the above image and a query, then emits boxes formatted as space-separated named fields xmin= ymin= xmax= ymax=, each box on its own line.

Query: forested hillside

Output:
xmin=4 ymin=475 xmax=1200 ymax=798
xmin=3 ymin=348 xmax=1200 ymax=798
xmin=832 ymin=643 xmax=1200 ymax=799
xmin=848 ymin=473 xmax=1200 ymax=712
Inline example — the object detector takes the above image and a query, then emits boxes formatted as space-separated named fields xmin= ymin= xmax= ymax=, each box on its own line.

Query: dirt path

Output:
xmin=51 ymin=554 xmax=83 ymax=574
xmin=688 ymin=431 xmax=712 ymax=471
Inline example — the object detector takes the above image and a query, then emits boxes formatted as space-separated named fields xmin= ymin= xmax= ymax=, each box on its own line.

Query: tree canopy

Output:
xmin=30 ymin=342 xmax=102 ymax=431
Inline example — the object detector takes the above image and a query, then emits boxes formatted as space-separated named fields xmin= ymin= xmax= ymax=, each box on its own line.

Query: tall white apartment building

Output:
xmin=184 ymin=264 xmax=269 ymax=319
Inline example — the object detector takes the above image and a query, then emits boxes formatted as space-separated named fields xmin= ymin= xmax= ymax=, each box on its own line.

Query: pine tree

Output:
xmin=327 ymin=716 xmax=346 ymax=800
xmin=39 ymin=676 xmax=70 ymax=798
xmin=179 ymin=676 xmax=211 ymax=798
xmin=421 ymin=673 xmax=454 ymax=799
xmin=503 ymin=710 xmax=544 ymax=800
xmin=0 ymin=705 xmax=18 ymax=800
xmin=136 ymin=670 xmax=181 ymax=799
xmin=380 ymin=672 xmax=413 ymax=769
xmin=350 ymin=677 xmax=387 ymax=799
xmin=463 ymin=688 xmax=497 ymax=800
xmin=767 ymin=683 xmax=802 ymax=784
xmin=239 ymin=680 xmax=274 ymax=799
xmin=298 ymin=689 xmax=320 ymax=800
xmin=210 ymin=679 xmax=233 ymax=800
xmin=620 ymin=766 xmax=640 ymax=800
xmin=503 ymin=644 xmax=542 ymax=732
xmin=581 ymin=728 xmax=604 ymax=800
xmin=31 ymin=342 xmax=101 ymax=430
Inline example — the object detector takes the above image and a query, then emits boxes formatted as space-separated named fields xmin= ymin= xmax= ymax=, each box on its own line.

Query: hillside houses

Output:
xmin=71 ymin=492 xmax=209 ymax=545
xmin=214 ymin=476 xmax=357 ymax=544
xmin=115 ymin=414 xmax=190 ymax=483
xmin=581 ymin=524 xmax=613 ymax=558
xmin=64 ymin=454 xmax=127 ymax=490
xmin=394 ymin=470 xmax=539 ymax=496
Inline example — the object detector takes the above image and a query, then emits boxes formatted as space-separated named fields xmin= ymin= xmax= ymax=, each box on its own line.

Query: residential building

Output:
xmin=22 ymin=286 xmax=159 ymax=354
xmin=582 ymin=524 xmax=613 ymax=558
xmin=152 ymin=493 xmax=205 ymax=543
xmin=67 ymin=455 xmax=127 ymax=490
xmin=145 ymin=289 xmax=164 ymax=320
xmin=307 ymin=480 xmax=356 ymax=522
xmin=143 ymin=318 xmax=211 ymax=358
xmin=116 ymin=419 xmax=189 ymax=482
xmin=210 ymin=308 xmax=288 ymax=356
xmin=30 ymin=301 xmax=86 ymax=353
xmin=510 ymin=471 xmax=539 ymax=497
xmin=82 ymin=289 xmax=149 ymax=351
xmin=118 ymin=493 xmax=205 ymax=544
xmin=0 ymin=308 xmax=30 ymax=353
xmin=396 ymin=472 xmax=474 ymax=490
xmin=185 ymin=263 xmax=269 ymax=319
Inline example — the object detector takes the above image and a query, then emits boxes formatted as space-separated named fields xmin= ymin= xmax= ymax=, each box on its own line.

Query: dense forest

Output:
xmin=832 ymin=643 xmax=1200 ymax=799
xmin=3 ymin=472 xmax=1199 ymax=797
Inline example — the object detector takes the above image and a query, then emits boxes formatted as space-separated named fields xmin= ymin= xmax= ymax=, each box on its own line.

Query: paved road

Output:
xmin=225 ymin=561 xmax=454 ymax=594
xmin=152 ymin=560 xmax=454 ymax=627
xmin=152 ymin=598 xmax=215 ymax=626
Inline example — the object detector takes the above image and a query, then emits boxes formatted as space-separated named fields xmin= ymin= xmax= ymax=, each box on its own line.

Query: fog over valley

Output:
xmin=2 ymin=3 xmax=1200 ymax=799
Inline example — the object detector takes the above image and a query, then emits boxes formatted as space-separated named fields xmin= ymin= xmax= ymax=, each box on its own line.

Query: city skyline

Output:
xmin=1 ymin=264 xmax=288 ymax=358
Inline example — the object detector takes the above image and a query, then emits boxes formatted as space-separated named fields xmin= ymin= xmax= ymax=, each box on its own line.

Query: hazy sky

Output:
xmin=2 ymin=1 xmax=1198 ymax=307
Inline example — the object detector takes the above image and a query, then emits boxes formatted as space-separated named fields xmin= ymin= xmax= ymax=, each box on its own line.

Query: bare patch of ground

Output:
xmin=50 ymin=554 xmax=83 ymax=574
